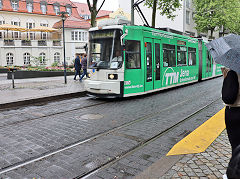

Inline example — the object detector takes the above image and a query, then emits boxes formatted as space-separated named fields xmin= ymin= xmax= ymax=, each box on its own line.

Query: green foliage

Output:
xmin=145 ymin=0 xmax=182 ymax=27
xmin=51 ymin=61 xmax=59 ymax=67
xmin=193 ymin=0 xmax=240 ymax=36
xmin=30 ymin=56 xmax=49 ymax=67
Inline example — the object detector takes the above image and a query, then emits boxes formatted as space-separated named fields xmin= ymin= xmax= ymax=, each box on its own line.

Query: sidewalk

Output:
xmin=135 ymin=121 xmax=231 ymax=179
xmin=0 ymin=73 xmax=86 ymax=107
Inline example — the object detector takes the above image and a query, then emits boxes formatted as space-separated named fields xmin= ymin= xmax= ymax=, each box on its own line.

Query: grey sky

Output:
xmin=72 ymin=0 xmax=119 ymax=11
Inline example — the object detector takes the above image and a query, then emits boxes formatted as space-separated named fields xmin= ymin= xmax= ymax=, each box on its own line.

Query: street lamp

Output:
xmin=60 ymin=11 xmax=68 ymax=84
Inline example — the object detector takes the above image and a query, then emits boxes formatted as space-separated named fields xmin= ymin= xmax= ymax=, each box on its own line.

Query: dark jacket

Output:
xmin=81 ymin=57 xmax=87 ymax=69
xmin=74 ymin=56 xmax=81 ymax=71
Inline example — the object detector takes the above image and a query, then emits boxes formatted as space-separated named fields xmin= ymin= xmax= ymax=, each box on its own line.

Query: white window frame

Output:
xmin=24 ymin=53 xmax=31 ymax=65
xmin=26 ymin=22 xmax=35 ymax=40
xmin=12 ymin=1 xmax=18 ymax=11
xmin=11 ymin=20 xmax=21 ymax=39
xmin=39 ymin=52 xmax=46 ymax=65
xmin=66 ymin=7 xmax=72 ymax=16
xmin=186 ymin=10 xmax=190 ymax=25
xmin=0 ymin=0 xmax=2 ymax=9
xmin=41 ymin=4 xmax=47 ymax=14
xmin=71 ymin=30 xmax=88 ymax=42
xmin=6 ymin=53 xmax=14 ymax=66
xmin=54 ymin=52 xmax=60 ymax=63
xmin=54 ymin=6 xmax=60 ymax=15
xmin=27 ymin=2 xmax=33 ymax=13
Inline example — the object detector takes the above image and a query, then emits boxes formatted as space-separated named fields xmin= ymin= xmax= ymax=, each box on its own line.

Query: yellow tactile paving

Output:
xmin=167 ymin=107 xmax=226 ymax=156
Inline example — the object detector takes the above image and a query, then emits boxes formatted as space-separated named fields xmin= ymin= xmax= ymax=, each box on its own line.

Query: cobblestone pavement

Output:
xmin=161 ymin=130 xmax=231 ymax=179
xmin=0 ymin=74 xmax=85 ymax=104
xmin=90 ymin=100 xmax=225 ymax=179
xmin=0 ymin=76 xmax=227 ymax=178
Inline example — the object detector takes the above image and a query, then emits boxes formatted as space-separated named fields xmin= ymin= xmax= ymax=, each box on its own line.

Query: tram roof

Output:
xmin=89 ymin=24 xmax=199 ymax=42
xmin=124 ymin=25 xmax=199 ymax=42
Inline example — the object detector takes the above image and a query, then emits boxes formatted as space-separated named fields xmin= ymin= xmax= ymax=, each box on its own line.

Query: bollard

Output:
xmin=8 ymin=68 xmax=17 ymax=89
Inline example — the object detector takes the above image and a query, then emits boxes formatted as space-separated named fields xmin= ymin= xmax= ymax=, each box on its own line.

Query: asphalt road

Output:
xmin=0 ymin=77 xmax=224 ymax=178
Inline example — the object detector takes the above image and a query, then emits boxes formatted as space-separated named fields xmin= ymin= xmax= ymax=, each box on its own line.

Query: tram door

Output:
xmin=154 ymin=40 xmax=161 ymax=89
xmin=206 ymin=50 xmax=213 ymax=78
xmin=144 ymin=38 xmax=154 ymax=91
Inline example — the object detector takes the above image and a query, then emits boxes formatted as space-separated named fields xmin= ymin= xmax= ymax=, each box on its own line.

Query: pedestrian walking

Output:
xmin=73 ymin=54 xmax=81 ymax=80
xmin=79 ymin=54 xmax=88 ymax=82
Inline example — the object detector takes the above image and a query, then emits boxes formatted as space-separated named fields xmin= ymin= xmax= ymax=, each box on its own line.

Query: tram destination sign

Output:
xmin=90 ymin=30 xmax=114 ymax=39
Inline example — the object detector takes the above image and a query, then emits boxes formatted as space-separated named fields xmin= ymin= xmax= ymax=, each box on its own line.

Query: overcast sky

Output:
xmin=72 ymin=0 xmax=119 ymax=11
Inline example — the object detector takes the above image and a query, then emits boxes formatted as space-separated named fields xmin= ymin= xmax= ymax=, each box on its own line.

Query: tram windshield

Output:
xmin=88 ymin=29 xmax=122 ymax=69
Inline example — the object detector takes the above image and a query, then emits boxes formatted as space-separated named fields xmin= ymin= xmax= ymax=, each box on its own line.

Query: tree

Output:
xmin=193 ymin=0 xmax=240 ymax=37
xmin=145 ymin=0 xmax=182 ymax=28
xmin=87 ymin=0 xmax=106 ymax=27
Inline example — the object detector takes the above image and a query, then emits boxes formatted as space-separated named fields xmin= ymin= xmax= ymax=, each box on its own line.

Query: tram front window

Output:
xmin=89 ymin=29 xmax=122 ymax=69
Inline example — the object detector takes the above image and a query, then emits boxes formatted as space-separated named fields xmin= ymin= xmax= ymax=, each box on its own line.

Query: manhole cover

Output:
xmin=81 ymin=114 xmax=103 ymax=120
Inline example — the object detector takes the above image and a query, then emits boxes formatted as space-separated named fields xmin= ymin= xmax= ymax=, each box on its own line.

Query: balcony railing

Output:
xmin=38 ymin=40 xmax=47 ymax=46
xmin=21 ymin=40 xmax=32 ymax=46
xmin=53 ymin=40 xmax=61 ymax=46
xmin=4 ymin=39 xmax=15 ymax=46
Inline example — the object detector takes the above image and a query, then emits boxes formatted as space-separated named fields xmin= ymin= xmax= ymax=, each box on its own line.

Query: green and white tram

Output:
xmin=85 ymin=22 xmax=222 ymax=98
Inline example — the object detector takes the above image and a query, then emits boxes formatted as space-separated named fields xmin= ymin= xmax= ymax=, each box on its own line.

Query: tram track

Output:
xmin=0 ymin=80 xmax=219 ymax=129
xmin=0 ymin=99 xmax=108 ymax=129
xmin=0 ymin=90 xmax=221 ymax=176
xmin=78 ymin=97 xmax=221 ymax=178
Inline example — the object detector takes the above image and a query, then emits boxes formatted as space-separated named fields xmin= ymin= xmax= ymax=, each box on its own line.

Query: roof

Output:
xmin=73 ymin=2 xmax=112 ymax=17
xmin=0 ymin=0 xmax=78 ymax=16
xmin=53 ymin=17 xmax=90 ymax=29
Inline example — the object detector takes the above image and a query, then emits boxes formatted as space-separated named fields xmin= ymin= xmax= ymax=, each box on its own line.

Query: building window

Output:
xmin=11 ymin=20 xmax=21 ymax=39
xmin=11 ymin=0 xmax=18 ymax=11
xmin=6 ymin=53 xmax=14 ymax=66
xmin=41 ymin=4 xmax=47 ymax=14
xmin=40 ymin=22 xmax=48 ymax=39
xmin=54 ymin=5 xmax=60 ymax=15
xmin=71 ymin=31 xmax=88 ymax=42
xmin=27 ymin=2 xmax=33 ymax=13
xmin=66 ymin=5 xmax=72 ymax=16
xmin=0 ymin=0 xmax=2 ymax=9
xmin=39 ymin=52 xmax=46 ymax=65
xmin=0 ymin=16 xmax=5 ymax=38
xmin=186 ymin=10 xmax=190 ymax=25
xmin=54 ymin=52 xmax=60 ymax=64
xmin=71 ymin=31 xmax=74 ymax=40
xmin=186 ymin=0 xmax=190 ymax=8
xmin=26 ymin=21 xmax=35 ymax=40
xmin=24 ymin=53 xmax=31 ymax=65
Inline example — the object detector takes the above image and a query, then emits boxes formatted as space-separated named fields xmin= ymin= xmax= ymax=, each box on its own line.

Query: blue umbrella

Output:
xmin=206 ymin=34 xmax=240 ymax=74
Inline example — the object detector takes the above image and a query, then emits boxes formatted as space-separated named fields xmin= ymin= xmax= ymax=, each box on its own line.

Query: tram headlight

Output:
xmin=108 ymin=74 xmax=118 ymax=80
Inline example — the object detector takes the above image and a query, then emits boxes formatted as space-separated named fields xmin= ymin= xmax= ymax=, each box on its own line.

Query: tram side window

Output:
xmin=188 ymin=47 xmax=196 ymax=66
xmin=177 ymin=46 xmax=187 ymax=66
xmin=163 ymin=44 xmax=176 ymax=67
xmin=206 ymin=50 xmax=212 ymax=72
xmin=125 ymin=40 xmax=141 ymax=69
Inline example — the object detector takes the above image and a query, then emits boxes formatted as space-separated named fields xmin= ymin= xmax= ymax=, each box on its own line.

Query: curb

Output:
xmin=0 ymin=91 xmax=87 ymax=110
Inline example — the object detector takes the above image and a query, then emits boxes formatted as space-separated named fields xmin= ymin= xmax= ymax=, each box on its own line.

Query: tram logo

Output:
xmin=163 ymin=67 xmax=179 ymax=85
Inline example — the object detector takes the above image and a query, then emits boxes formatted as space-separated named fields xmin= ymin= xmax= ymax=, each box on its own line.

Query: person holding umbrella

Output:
xmin=207 ymin=34 xmax=240 ymax=179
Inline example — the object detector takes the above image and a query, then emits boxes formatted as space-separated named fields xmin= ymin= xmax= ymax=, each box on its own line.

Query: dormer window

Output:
xmin=40 ymin=1 xmax=47 ymax=14
xmin=27 ymin=2 xmax=33 ymax=12
xmin=0 ymin=0 xmax=2 ymax=9
xmin=66 ymin=4 xmax=72 ymax=16
xmin=11 ymin=0 xmax=19 ymax=11
xmin=53 ymin=3 xmax=60 ymax=15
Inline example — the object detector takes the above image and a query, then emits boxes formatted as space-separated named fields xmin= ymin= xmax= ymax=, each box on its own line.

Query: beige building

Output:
xmin=0 ymin=0 xmax=91 ymax=67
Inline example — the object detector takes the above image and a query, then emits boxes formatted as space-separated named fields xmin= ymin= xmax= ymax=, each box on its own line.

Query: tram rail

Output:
xmin=0 ymin=89 xmax=221 ymax=176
